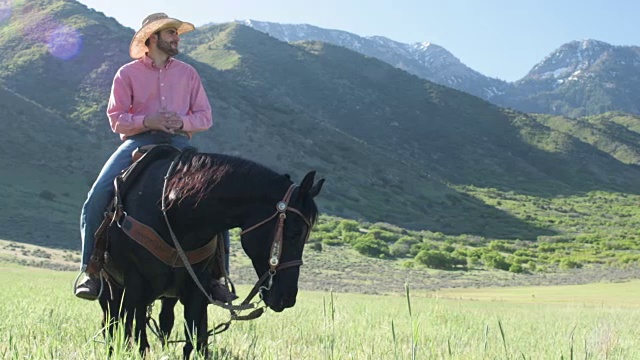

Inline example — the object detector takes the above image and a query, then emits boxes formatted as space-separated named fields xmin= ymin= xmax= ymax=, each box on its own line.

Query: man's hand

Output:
xmin=163 ymin=111 xmax=184 ymax=131
xmin=143 ymin=110 xmax=184 ymax=134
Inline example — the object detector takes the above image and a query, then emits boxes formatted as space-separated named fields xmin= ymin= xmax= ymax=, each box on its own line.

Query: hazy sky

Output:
xmin=75 ymin=0 xmax=639 ymax=81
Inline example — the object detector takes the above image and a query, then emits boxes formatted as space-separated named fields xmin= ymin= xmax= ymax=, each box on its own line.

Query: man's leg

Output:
xmin=76 ymin=133 xmax=176 ymax=300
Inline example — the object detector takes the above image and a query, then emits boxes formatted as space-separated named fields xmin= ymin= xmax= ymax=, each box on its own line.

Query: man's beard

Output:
xmin=157 ymin=38 xmax=179 ymax=56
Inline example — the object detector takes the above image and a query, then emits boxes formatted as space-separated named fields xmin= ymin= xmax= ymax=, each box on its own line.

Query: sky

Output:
xmin=75 ymin=0 xmax=639 ymax=81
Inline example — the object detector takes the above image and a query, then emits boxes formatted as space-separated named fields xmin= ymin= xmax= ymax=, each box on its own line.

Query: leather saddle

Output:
xmin=86 ymin=144 xmax=220 ymax=280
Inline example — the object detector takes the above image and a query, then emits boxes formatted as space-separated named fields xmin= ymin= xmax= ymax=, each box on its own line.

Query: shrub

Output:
xmin=415 ymin=250 xmax=466 ymax=270
xmin=401 ymin=260 xmax=415 ymax=268
xmin=322 ymin=238 xmax=344 ymax=246
xmin=369 ymin=229 xmax=401 ymax=243
xmin=509 ymin=263 xmax=524 ymax=273
xmin=513 ymin=249 xmax=536 ymax=258
xmin=439 ymin=244 xmax=455 ymax=253
xmin=415 ymin=250 xmax=451 ymax=269
xmin=389 ymin=236 xmax=419 ymax=257
xmin=488 ymin=240 xmax=515 ymax=253
xmin=352 ymin=236 xmax=390 ymax=258
xmin=559 ymin=258 xmax=583 ymax=269
xmin=338 ymin=219 xmax=360 ymax=233
xmin=308 ymin=242 xmax=323 ymax=252
xmin=481 ymin=252 xmax=511 ymax=271
xmin=342 ymin=232 xmax=363 ymax=245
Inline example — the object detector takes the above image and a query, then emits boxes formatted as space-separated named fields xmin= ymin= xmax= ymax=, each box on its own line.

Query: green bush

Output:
xmin=308 ymin=242 xmax=323 ymax=252
xmin=481 ymin=252 xmax=511 ymax=271
xmin=322 ymin=238 xmax=344 ymax=246
xmin=559 ymin=258 xmax=583 ymax=269
xmin=509 ymin=263 xmax=524 ymax=273
xmin=342 ymin=232 xmax=363 ymax=245
xmin=352 ymin=236 xmax=390 ymax=258
xmin=415 ymin=250 xmax=466 ymax=270
xmin=488 ymin=240 xmax=515 ymax=253
xmin=369 ymin=229 xmax=401 ymax=243
xmin=338 ymin=219 xmax=360 ymax=233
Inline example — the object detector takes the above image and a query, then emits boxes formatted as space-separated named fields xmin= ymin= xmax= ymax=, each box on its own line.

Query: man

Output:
xmin=75 ymin=13 xmax=230 ymax=300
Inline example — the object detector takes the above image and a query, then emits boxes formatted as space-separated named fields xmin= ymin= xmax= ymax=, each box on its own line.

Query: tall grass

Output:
xmin=1 ymin=264 xmax=640 ymax=359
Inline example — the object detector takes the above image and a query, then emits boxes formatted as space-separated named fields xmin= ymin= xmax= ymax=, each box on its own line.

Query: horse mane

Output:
xmin=164 ymin=150 xmax=287 ymax=207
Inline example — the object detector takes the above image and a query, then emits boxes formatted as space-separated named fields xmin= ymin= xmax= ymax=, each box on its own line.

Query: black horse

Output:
xmin=98 ymin=148 xmax=324 ymax=358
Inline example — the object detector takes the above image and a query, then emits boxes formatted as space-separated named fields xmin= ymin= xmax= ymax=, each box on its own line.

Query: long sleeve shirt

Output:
xmin=106 ymin=55 xmax=212 ymax=140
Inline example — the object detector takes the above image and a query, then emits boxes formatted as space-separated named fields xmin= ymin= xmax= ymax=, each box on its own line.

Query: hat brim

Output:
xmin=129 ymin=18 xmax=195 ymax=59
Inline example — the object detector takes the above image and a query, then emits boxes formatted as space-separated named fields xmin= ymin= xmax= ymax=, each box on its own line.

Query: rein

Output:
xmin=159 ymin=153 xmax=312 ymax=336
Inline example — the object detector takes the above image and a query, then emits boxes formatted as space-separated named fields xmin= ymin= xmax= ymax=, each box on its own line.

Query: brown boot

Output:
xmin=210 ymin=278 xmax=238 ymax=303
xmin=75 ymin=274 xmax=101 ymax=301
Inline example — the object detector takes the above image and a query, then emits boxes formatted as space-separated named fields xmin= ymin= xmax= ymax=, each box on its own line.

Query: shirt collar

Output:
xmin=141 ymin=54 xmax=174 ymax=70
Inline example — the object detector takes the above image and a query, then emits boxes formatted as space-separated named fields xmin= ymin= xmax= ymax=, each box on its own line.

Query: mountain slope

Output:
xmin=239 ymin=19 xmax=511 ymax=100
xmin=181 ymin=24 xmax=640 ymax=195
xmin=0 ymin=0 xmax=554 ymax=241
xmin=3 ymin=1 xmax=640 ymax=248
xmin=238 ymin=21 xmax=640 ymax=118
xmin=0 ymin=84 xmax=105 ymax=246
xmin=0 ymin=0 xmax=132 ymax=131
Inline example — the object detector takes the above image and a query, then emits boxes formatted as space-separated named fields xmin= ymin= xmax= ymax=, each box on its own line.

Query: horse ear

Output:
xmin=299 ymin=171 xmax=316 ymax=194
xmin=308 ymin=178 xmax=325 ymax=198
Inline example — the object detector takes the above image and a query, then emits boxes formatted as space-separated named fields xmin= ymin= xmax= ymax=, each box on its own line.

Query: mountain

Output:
xmin=238 ymin=19 xmax=511 ymax=100
xmin=0 ymin=0 xmax=544 ymax=243
xmin=180 ymin=24 xmax=640 ymax=194
xmin=3 ymin=0 xmax=640 ymax=249
xmin=499 ymin=40 xmax=640 ymax=117
xmin=238 ymin=21 xmax=640 ymax=117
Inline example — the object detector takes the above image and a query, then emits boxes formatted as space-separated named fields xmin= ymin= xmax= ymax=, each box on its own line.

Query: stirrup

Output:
xmin=73 ymin=270 xmax=104 ymax=300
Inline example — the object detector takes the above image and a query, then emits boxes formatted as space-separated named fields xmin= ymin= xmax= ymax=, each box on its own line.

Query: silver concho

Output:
xmin=277 ymin=201 xmax=287 ymax=211
xmin=269 ymin=257 xmax=279 ymax=266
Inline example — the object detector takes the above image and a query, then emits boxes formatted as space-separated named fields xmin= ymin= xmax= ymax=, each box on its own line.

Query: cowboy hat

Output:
xmin=129 ymin=13 xmax=195 ymax=59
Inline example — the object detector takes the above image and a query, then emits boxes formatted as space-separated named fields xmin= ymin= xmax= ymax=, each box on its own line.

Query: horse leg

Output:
xmin=133 ymin=304 xmax=150 ymax=355
xmin=159 ymin=297 xmax=178 ymax=347
xmin=122 ymin=273 xmax=145 ymax=353
xmin=99 ymin=285 xmax=123 ymax=355
xmin=182 ymin=294 xmax=209 ymax=360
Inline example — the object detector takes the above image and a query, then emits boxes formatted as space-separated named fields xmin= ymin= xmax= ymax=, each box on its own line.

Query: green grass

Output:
xmin=1 ymin=264 xmax=640 ymax=359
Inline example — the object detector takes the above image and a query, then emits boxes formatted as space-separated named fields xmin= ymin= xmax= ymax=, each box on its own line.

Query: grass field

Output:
xmin=1 ymin=263 xmax=639 ymax=359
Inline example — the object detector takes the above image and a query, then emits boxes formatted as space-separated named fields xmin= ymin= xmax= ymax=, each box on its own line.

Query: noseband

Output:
xmin=240 ymin=184 xmax=312 ymax=288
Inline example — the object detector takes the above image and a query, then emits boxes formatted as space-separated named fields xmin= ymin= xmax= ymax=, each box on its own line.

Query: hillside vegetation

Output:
xmin=0 ymin=0 xmax=640 ymax=278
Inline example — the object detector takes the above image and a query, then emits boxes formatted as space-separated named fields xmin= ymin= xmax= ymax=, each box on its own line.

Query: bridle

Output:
xmin=160 ymin=169 xmax=313 ymax=334
xmin=240 ymin=183 xmax=312 ymax=294
xmin=153 ymin=154 xmax=316 ymax=339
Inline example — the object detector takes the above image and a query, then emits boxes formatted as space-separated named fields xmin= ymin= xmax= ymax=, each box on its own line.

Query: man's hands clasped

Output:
xmin=143 ymin=109 xmax=184 ymax=134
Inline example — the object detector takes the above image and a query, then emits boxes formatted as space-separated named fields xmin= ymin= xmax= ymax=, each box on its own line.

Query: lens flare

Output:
xmin=0 ymin=0 xmax=12 ymax=23
xmin=47 ymin=25 xmax=82 ymax=60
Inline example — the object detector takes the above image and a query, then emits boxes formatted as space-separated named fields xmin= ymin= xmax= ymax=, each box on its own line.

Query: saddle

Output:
xmin=85 ymin=144 xmax=219 ymax=280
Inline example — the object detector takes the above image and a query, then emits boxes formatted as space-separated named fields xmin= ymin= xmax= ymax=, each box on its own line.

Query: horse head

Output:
xmin=240 ymin=170 xmax=324 ymax=312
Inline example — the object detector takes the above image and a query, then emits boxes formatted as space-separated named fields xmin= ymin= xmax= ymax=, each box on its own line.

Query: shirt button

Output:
xmin=162 ymin=97 xmax=165 ymax=100
xmin=161 ymin=83 xmax=164 ymax=86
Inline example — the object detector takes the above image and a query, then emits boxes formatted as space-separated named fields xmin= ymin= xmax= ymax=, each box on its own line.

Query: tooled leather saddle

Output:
xmin=85 ymin=144 xmax=221 ymax=286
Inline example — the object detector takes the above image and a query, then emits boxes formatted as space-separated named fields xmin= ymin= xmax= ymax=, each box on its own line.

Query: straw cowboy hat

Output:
xmin=129 ymin=13 xmax=195 ymax=59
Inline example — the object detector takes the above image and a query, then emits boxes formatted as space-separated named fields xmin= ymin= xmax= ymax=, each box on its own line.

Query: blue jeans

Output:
xmin=80 ymin=132 xmax=230 ymax=272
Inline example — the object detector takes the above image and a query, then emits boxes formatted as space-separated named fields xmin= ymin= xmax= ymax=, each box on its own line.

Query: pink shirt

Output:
xmin=107 ymin=55 xmax=213 ymax=140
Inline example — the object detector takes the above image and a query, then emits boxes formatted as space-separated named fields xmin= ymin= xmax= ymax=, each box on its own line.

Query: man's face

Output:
xmin=156 ymin=28 xmax=179 ymax=56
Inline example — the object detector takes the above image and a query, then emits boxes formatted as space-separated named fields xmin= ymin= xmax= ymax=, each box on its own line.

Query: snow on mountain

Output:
xmin=522 ymin=39 xmax=615 ymax=84
xmin=236 ymin=21 xmax=640 ymax=116
xmin=238 ymin=19 xmax=509 ymax=100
